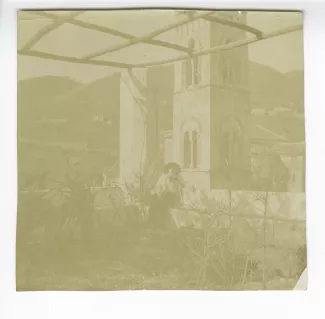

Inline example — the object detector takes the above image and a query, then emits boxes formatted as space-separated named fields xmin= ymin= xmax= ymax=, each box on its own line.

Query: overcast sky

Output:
xmin=18 ymin=11 xmax=304 ymax=83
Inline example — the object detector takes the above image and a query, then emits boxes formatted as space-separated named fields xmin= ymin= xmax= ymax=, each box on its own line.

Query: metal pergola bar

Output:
xmin=18 ymin=10 xmax=303 ymax=70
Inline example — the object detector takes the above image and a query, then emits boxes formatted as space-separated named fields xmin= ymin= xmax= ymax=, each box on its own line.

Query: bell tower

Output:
xmin=172 ymin=11 xmax=251 ymax=190
xmin=209 ymin=11 xmax=251 ymax=189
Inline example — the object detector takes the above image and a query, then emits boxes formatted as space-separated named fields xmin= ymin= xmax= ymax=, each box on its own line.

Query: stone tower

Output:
xmin=172 ymin=11 xmax=251 ymax=190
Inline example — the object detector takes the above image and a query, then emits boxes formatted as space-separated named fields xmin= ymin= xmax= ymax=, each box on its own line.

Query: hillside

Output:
xmin=18 ymin=62 xmax=304 ymax=116
xmin=18 ymin=74 xmax=122 ymax=186
xmin=18 ymin=64 xmax=304 ymax=141
xmin=249 ymin=62 xmax=304 ymax=111
xmin=18 ymin=76 xmax=80 ymax=123
xmin=18 ymin=74 xmax=121 ymax=142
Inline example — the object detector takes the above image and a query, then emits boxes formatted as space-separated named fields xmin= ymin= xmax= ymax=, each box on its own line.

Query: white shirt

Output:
xmin=152 ymin=173 xmax=185 ymax=199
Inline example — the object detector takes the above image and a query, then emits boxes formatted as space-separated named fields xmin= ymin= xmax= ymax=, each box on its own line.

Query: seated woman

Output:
xmin=148 ymin=162 xmax=185 ymax=228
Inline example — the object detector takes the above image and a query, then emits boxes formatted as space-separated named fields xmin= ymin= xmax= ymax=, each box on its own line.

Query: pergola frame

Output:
xmin=18 ymin=10 xmax=303 ymax=69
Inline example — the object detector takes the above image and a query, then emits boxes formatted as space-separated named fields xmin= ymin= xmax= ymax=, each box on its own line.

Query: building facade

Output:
xmin=169 ymin=12 xmax=252 ymax=190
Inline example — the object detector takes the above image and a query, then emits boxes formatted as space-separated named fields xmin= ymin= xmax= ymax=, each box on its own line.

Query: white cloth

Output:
xmin=152 ymin=173 xmax=185 ymax=199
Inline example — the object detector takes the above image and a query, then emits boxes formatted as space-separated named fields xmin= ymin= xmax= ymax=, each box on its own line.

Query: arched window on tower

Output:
xmin=186 ymin=58 xmax=193 ymax=87
xmin=222 ymin=131 xmax=230 ymax=166
xmin=221 ymin=117 xmax=243 ymax=169
xmin=193 ymin=56 xmax=199 ymax=85
xmin=181 ymin=119 xmax=201 ymax=169
xmin=221 ymin=39 xmax=231 ymax=85
xmin=192 ymin=130 xmax=198 ymax=169
xmin=182 ymin=38 xmax=201 ymax=88
xmin=221 ymin=55 xmax=229 ymax=85
xmin=184 ymin=131 xmax=191 ymax=168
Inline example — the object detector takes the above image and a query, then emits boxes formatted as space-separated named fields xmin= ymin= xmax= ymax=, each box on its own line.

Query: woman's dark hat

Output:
xmin=164 ymin=162 xmax=181 ymax=173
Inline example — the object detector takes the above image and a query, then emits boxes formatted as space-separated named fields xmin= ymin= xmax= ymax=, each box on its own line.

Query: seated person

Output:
xmin=148 ymin=162 xmax=185 ymax=227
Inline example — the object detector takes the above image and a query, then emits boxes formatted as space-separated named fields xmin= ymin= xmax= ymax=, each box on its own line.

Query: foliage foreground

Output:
xmin=16 ymin=199 xmax=305 ymax=291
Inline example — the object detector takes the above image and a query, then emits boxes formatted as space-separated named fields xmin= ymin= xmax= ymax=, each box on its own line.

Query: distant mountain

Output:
xmin=18 ymin=64 xmax=304 ymax=140
xmin=18 ymin=76 xmax=80 ymax=134
xmin=248 ymin=62 xmax=305 ymax=142
xmin=249 ymin=61 xmax=304 ymax=112
xmin=50 ymin=73 xmax=121 ymax=124
xmin=18 ymin=74 xmax=122 ymax=183
xmin=18 ymin=74 xmax=121 ymax=149
xmin=19 ymin=62 xmax=304 ymax=114
xmin=18 ymin=74 xmax=121 ymax=121
xmin=284 ymin=70 xmax=304 ymax=112
xmin=18 ymin=76 xmax=80 ymax=118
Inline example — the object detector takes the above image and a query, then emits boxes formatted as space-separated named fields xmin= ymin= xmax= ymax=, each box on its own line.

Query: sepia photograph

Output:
xmin=17 ymin=9 xmax=306 ymax=291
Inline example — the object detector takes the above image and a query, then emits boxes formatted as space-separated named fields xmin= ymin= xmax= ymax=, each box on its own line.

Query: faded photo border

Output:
xmin=1 ymin=0 xmax=325 ymax=318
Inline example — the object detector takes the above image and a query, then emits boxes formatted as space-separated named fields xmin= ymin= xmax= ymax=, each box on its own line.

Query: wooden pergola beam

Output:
xmin=33 ymin=11 xmax=135 ymax=39
xmin=70 ymin=18 xmax=191 ymax=53
xmin=82 ymin=10 xmax=213 ymax=60
xmin=146 ymin=39 xmax=192 ymax=53
xmin=18 ymin=12 xmax=302 ymax=72
xmin=18 ymin=49 xmax=134 ymax=68
xmin=203 ymin=15 xmax=263 ymax=38
xmin=18 ymin=24 xmax=302 ymax=69
xmin=133 ymin=23 xmax=303 ymax=68
xmin=30 ymin=11 xmax=192 ymax=54
xmin=21 ymin=11 xmax=84 ymax=51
